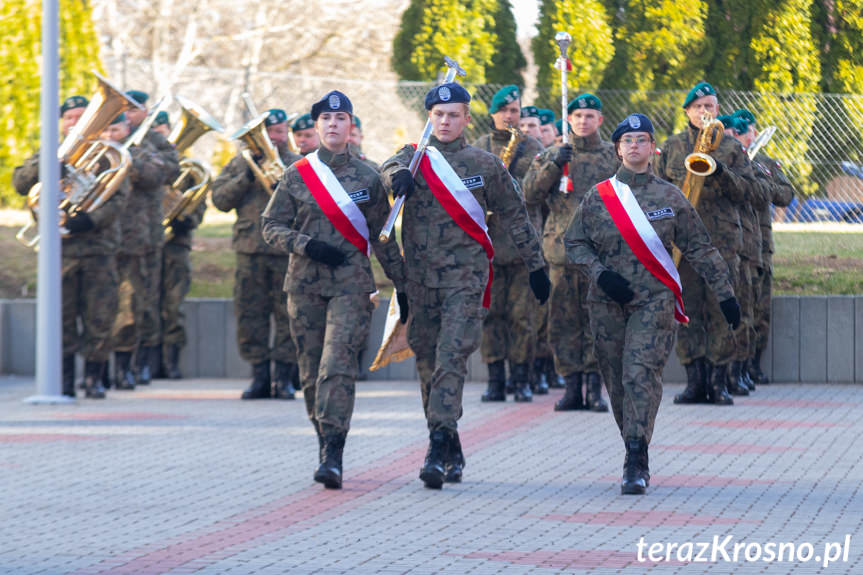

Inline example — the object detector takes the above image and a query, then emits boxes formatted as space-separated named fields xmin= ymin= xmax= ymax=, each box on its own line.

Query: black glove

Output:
xmin=305 ymin=239 xmax=346 ymax=267
xmin=529 ymin=268 xmax=551 ymax=305
xmin=64 ymin=212 xmax=94 ymax=234
xmin=553 ymin=144 xmax=573 ymax=168
xmin=391 ymin=169 xmax=415 ymax=199
xmin=720 ymin=297 xmax=741 ymax=330
xmin=170 ymin=217 xmax=195 ymax=234
xmin=597 ymin=270 xmax=634 ymax=305
xmin=396 ymin=292 xmax=409 ymax=324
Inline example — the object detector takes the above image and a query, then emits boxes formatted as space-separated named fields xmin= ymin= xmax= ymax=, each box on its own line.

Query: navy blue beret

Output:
xmin=611 ymin=113 xmax=655 ymax=143
xmin=424 ymin=82 xmax=471 ymax=110
xmin=310 ymin=90 xmax=353 ymax=121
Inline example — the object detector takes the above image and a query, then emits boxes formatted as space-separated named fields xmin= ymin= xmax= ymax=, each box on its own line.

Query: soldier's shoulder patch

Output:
xmin=349 ymin=188 xmax=370 ymax=204
xmin=645 ymin=207 xmax=674 ymax=221
xmin=461 ymin=175 xmax=484 ymax=190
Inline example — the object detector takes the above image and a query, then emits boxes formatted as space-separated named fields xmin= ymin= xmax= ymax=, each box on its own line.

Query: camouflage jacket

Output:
xmin=566 ymin=166 xmax=734 ymax=306
xmin=143 ymin=130 xmax=181 ymax=248
xmin=165 ymin=194 xmax=207 ymax=249
xmin=523 ymin=131 xmax=619 ymax=266
xmin=211 ymin=143 xmax=302 ymax=255
xmin=261 ymin=145 xmax=405 ymax=296
xmin=349 ymin=143 xmax=379 ymax=171
xmin=753 ymin=152 xmax=795 ymax=255
xmin=12 ymin=150 xmax=129 ymax=257
xmin=655 ymin=124 xmax=756 ymax=261
xmin=472 ymin=129 xmax=545 ymax=265
xmin=381 ymin=135 xmax=545 ymax=291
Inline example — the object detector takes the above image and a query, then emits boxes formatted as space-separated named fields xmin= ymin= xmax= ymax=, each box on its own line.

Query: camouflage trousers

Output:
xmin=734 ymin=258 xmax=756 ymax=361
xmin=111 ymin=253 xmax=147 ymax=352
xmin=754 ymin=253 xmax=773 ymax=352
xmin=549 ymin=264 xmax=597 ymax=375
xmin=233 ymin=253 xmax=296 ymax=364
xmin=480 ymin=262 xmax=536 ymax=364
xmin=160 ymin=243 xmax=191 ymax=348
xmin=676 ymin=255 xmax=739 ymax=366
xmin=590 ymin=296 xmax=677 ymax=444
xmin=288 ymin=292 xmax=372 ymax=434
xmin=535 ymin=297 xmax=552 ymax=359
xmin=140 ymin=249 xmax=162 ymax=347
xmin=63 ymin=255 xmax=119 ymax=362
xmin=407 ymin=282 xmax=487 ymax=432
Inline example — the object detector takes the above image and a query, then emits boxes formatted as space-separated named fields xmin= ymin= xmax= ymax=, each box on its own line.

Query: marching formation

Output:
xmin=14 ymin=43 xmax=794 ymax=495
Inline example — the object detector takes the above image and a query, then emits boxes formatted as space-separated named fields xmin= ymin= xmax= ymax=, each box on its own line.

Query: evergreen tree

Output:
xmin=486 ymin=0 xmax=526 ymax=86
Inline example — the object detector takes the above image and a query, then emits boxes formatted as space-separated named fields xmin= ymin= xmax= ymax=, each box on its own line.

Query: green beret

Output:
xmin=732 ymin=108 xmax=756 ymax=126
xmin=717 ymin=114 xmax=733 ymax=129
xmin=126 ymin=90 xmax=149 ymax=105
xmin=567 ymin=93 xmax=602 ymax=114
xmin=265 ymin=108 xmax=287 ymax=126
xmin=682 ymin=81 xmax=716 ymax=109
xmin=489 ymin=85 xmax=520 ymax=114
xmin=538 ymin=108 xmax=555 ymax=126
xmin=520 ymin=105 xmax=540 ymax=119
xmin=110 ymin=112 xmax=127 ymax=125
xmin=352 ymin=115 xmax=362 ymax=129
xmin=555 ymin=118 xmax=563 ymax=135
xmin=60 ymin=95 xmax=88 ymax=116
xmin=153 ymin=111 xmax=170 ymax=127
xmin=292 ymin=113 xmax=314 ymax=131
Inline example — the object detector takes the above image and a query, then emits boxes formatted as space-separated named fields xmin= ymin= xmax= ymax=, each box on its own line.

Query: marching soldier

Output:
xmin=732 ymin=109 xmax=795 ymax=383
xmin=655 ymin=82 xmax=756 ymax=405
xmin=13 ymin=98 xmax=130 ymax=398
xmin=262 ymin=90 xmax=406 ymax=489
xmin=518 ymin=105 xmax=543 ymax=141
xmin=565 ymin=113 xmax=739 ymax=494
xmin=524 ymin=93 xmax=619 ymax=412
xmin=291 ymin=113 xmax=319 ymax=156
xmin=472 ymin=85 xmax=545 ymax=403
xmin=211 ymin=109 xmax=302 ymax=400
xmin=348 ymin=115 xmax=378 ymax=170
xmin=109 ymin=94 xmax=180 ymax=389
xmin=538 ymin=109 xmax=558 ymax=148
xmin=152 ymin=111 xmax=171 ymax=138
xmin=381 ymin=83 xmax=549 ymax=489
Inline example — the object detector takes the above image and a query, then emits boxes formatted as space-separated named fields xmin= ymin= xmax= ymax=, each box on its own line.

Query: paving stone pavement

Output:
xmin=1 ymin=375 xmax=862 ymax=575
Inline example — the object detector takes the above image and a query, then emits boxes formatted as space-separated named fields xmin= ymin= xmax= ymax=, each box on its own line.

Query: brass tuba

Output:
xmin=17 ymin=72 xmax=141 ymax=248
xmin=232 ymin=112 xmax=286 ymax=194
xmin=162 ymin=96 xmax=224 ymax=241
xmin=499 ymin=125 xmax=524 ymax=168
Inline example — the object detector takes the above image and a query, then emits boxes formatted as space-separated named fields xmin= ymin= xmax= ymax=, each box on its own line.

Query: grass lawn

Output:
xmin=1 ymin=215 xmax=861 ymax=299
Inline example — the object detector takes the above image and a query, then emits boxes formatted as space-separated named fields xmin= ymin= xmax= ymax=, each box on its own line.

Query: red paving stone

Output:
xmin=539 ymin=510 xmax=759 ymax=527
xmin=50 ymin=412 xmax=189 ymax=421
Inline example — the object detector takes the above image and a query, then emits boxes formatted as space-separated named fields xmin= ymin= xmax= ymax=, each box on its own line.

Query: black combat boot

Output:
xmin=444 ymin=430 xmax=465 ymax=483
xmin=554 ymin=372 xmax=584 ymax=411
xmin=136 ymin=347 xmax=151 ymax=385
xmin=505 ymin=360 xmax=515 ymax=395
xmin=750 ymin=349 xmax=768 ymax=384
xmin=150 ymin=345 xmax=165 ymax=379
xmin=511 ymin=362 xmax=533 ymax=403
xmin=165 ymin=345 xmax=182 ymax=380
xmin=727 ymin=361 xmax=750 ymax=396
xmin=584 ymin=372 xmax=609 ymax=412
xmin=241 ymin=361 xmax=271 ymax=399
xmin=83 ymin=361 xmax=107 ymax=399
xmin=419 ymin=429 xmax=448 ymax=489
xmin=62 ymin=354 xmax=76 ymax=398
xmin=674 ymin=359 xmax=706 ymax=404
xmin=481 ymin=360 xmax=506 ymax=402
xmin=114 ymin=351 xmax=136 ymax=390
xmin=531 ymin=357 xmax=549 ymax=395
xmin=621 ymin=437 xmax=649 ymax=495
xmin=273 ymin=361 xmax=298 ymax=400
xmin=546 ymin=357 xmax=565 ymax=389
xmin=706 ymin=363 xmax=734 ymax=405
xmin=314 ymin=430 xmax=346 ymax=489
xmin=741 ymin=363 xmax=756 ymax=391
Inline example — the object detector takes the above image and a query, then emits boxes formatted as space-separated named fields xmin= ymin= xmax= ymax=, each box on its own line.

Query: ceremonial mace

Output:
xmin=555 ymin=31 xmax=572 ymax=195
xmin=379 ymin=56 xmax=466 ymax=242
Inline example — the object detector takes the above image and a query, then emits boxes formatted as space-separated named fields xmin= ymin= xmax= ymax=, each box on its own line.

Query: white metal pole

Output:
xmin=25 ymin=0 xmax=73 ymax=405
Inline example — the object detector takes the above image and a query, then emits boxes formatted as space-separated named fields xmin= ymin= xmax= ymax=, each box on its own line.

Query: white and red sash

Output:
xmin=416 ymin=145 xmax=495 ymax=308
xmin=295 ymin=150 xmax=370 ymax=257
xmin=596 ymin=176 xmax=688 ymax=324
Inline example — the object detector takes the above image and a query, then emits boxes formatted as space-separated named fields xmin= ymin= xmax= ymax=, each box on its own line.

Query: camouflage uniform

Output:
xmin=565 ymin=166 xmax=734 ymax=442
xmin=348 ymin=143 xmax=379 ymax=171
xmin=655 ymin=125 xmax=755 ymax=368
xmin=211 ymin=143 xmax=302 ymax=366
xmin=523 ymin=131 xmax=619 ymax=376
xmin=261 ymin=146 xmax=405 ymax=434
xmin=13 ymin=151 xmax=128 ymax=363
xmin=112 ymin=131 xmax=180 ymax=353
xmin=472 ymin=129 xmax=544 ymax=366
xmin=381 ymin=135 xmax=545 ymax=431
xmin=752 ymin=152 xmax=795 ymax=356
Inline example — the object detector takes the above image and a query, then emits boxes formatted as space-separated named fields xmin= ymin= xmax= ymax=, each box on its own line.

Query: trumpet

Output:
xmin=232 ymin=112 xmax=286 ymax=194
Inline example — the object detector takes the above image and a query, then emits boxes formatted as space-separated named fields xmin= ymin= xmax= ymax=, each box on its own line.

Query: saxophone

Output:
xmin=499 ymin=126 xmax=523 ymax=168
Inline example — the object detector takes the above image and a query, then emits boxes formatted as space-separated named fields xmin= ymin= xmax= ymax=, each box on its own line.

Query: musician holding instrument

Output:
xmin=472 ymin=85 xmax=546 ymax=404
xmin=13 ymin=94 xmax=133 ymax=399
xmin=654 ymin=81 xmax=756 ymax=406
xmin=261 ymin=90 xmax=406 ymax=490
xmin=212 ymin=108 xmax=303 ymax=400
xmin=524 ymin=93 xmax=619 ymax=413
xmin=564 ymin=113 xmax=739 ymax=495
xmin=381 ymin=82 xmax=548 ymax=489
